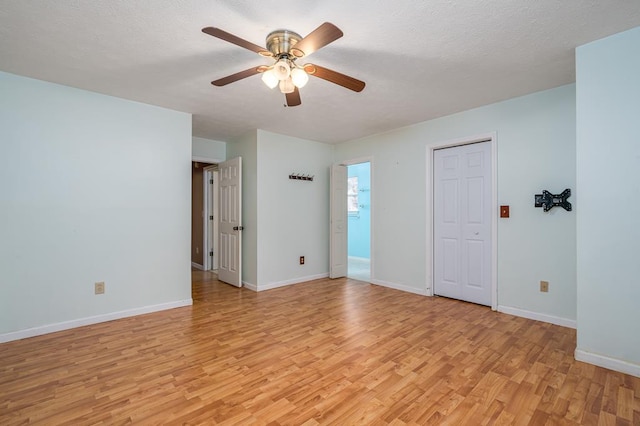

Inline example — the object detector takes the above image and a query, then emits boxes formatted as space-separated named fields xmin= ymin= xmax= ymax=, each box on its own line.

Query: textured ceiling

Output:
xmin=1 ymin=1 xmax=640 ymax=144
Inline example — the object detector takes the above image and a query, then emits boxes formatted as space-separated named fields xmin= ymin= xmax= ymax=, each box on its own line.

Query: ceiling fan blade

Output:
xmin=202 ymin=27 xmax=272 ymax=57
xmin=290 ymin=22 xmax=343 ymax=58
xmin=303 ymin=64 xmax=366 ymax=92
xmin=212 ymin=67 xmax=262 ymax=86
xmin=285 ymin=87 xmax=302 ymax=107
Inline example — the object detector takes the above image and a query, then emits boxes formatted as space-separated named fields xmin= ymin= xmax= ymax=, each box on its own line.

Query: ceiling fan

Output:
xmin=202 ymin=22 xmax=365 ymax=107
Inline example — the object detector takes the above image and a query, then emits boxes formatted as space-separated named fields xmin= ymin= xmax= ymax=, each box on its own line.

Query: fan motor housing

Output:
xmin=265 ymin=30 xmax=302 ymax=57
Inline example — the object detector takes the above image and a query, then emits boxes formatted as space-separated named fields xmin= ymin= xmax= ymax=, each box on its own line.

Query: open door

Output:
xmin=218 ymin=157 xmax=242 ymax=287
xmin=330 ymin=164 xmax=348 ymax=278
xmin=204 ymin=168 xmax=219 ymax=271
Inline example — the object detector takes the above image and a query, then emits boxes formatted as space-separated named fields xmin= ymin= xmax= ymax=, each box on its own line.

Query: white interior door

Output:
xmin=330 ymin=164 xmax=347 ymax=278
xmin=434 ymin=142 xmax=492 ymax=306
xmin=218 ymin=157 xmax=242 ymax=287
xmin=204 ymin=169 xmax=219 ymax=271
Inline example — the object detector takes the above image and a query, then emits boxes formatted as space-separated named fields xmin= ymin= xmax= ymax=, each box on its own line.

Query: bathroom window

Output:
xmin=348 ymin=176 xmax=359 ymax=213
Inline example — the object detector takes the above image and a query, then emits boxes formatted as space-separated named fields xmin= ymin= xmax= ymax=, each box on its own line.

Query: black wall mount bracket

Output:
xmin=535 ymin=188 xmax=572 ymax=212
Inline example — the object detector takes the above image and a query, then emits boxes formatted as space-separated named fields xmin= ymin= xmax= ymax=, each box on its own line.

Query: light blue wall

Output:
xmin=347 ymin=162 xmax=371 ymax=259
xmin=576 ymin=26 xmax=640 ymax=376
xmin=257 ymin=130 xmax=333 ymax=289
xmin=0 ymin=71 xmax=192 ymax=341
xmin=227 ymin=131 xmax=259 ymax=287
xmin=227 ymin=130 xmax=333 ymax=290
xmin=335 ymin=84 xmax=576 ymax=324
xmin=192 ymin=136 xmax=226 ymax=161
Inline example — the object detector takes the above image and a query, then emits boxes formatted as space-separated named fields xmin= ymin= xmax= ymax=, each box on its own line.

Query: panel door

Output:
xmin=434 ymin=142 xmax=492 ymax=305
xmin=330 ymin=164 xmax=348 ymax=278
xmin=218 ymin=157 xmax=242 ymax=287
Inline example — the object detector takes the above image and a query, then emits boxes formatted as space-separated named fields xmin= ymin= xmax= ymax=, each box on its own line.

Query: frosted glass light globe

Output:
xmin=290 ymin=67 xmax=309 ymax=88
xmin=273 ymin=60 xmax=291 ymax=81
xmin=261 ymin=69 xmax=278 ymax=89
xmin=279 ymin=78 xmax=295 ymax=94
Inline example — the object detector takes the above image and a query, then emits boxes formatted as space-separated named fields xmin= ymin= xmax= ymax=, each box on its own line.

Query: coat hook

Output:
xmin=289 ymin=172 xmax=314 ymax=182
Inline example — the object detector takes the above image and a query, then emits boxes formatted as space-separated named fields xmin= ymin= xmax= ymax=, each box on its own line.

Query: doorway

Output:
xmin=191 ymin=161 xmax=219 ymax=272
xmin=191 ymin=162 xmax=206 ymax=270
xmin=432 ymin=138 xmax=496 ymax=307
xmin=330 ymin=159 xmax=373 ymax=280
xmin=347 ymin=162 xmax=371 ymax=282
xmin=191 ymin=156 xmax=243 ymax=288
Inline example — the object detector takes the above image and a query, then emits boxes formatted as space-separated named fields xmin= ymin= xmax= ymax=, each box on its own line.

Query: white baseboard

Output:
xmin=370 ymin=279 xmax=429 ymax=296
xmin=0 ymin=299 xmax=193 ymax=344
xmin=243 ymin=281 xmax=257 ymax=292
xmin=575 ymin=348 xmax=640 ymax=378
xmin=191 ymin=262 xmax=204 ymax=270
xmin=256 ymin=273 xmax=330 ymax=292
xmin=497 ymin=305 xmax=576 ymax=329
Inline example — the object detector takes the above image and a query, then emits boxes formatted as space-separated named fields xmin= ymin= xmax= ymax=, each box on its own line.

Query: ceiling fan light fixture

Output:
xmin=279 ymin=78 xmax=295 ymax=94
xmin=273 ymin=59 xmax=291 ymax=80
xmin=204 ymin=23 xmax=365 ymax=106
xmin=261 ymin=69 xmax=278 ymax=89
xmin=290 ymin=67 xmax=309 ymax=88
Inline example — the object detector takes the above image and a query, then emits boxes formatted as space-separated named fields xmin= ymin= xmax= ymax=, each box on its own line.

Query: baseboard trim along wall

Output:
xmin=370 ymin=279 xmax=430 ymax=296
xmin=497 ymin=305 xmax=577 ymax=329
xmin=191 ymin=262 xmax=204 ymax=270
xmin=256 ymin=274 xmax=330 ymax=292
xmin=243 ymin=281 xmax=257 ymax=291
xmin=0 ymin=299 xmax=193 ymax=344
xmin=575 ymin=349 xmax=640 ymax=378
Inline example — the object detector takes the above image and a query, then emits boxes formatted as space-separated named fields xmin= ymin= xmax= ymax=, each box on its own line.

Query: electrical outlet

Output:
xmin=299 ymin=256 xmax=305 ymax=265
xmin=540 ymin=280 xmax=549 ymax=293
xmin=95 ymin=282 xmax=105 ymax=295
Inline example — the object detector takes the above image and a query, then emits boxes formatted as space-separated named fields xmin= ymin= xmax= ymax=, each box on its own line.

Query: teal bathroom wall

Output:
xmin=347 ymin=162 xmax=371 ymax=259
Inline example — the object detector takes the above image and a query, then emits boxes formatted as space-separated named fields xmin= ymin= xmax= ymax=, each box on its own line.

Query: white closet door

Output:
xmin=434 ymin=142 xmax=492 ymax=306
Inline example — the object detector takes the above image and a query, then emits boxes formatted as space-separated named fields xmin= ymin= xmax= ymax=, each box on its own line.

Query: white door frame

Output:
xmin=191 ymin=156 xmax=222 ymax=272
xmin=192 ymin=155 xmax=223 ymax=272
xmin=427 ymin=133 xmax=498 ymax=310
xmin=203 ymin=167 xmax=219 ymax=271
xmin=343 ymin=157 xmax=374 ymax=281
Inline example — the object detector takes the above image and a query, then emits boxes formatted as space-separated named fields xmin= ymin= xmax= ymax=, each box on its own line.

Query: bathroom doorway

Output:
xmin=347 ymin=161 xmax=371 ymax=282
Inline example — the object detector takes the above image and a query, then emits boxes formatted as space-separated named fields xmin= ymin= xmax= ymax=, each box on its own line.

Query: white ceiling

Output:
xmin=1 ymin=1 xmax=640 ymax=144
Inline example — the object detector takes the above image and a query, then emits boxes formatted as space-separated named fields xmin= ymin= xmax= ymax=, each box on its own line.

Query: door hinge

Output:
xmin=233 ymin=226 xmax=244 ymax=231
xmin=210 ymin=179 xmax=214 ymax=184
xmin=209 ymin=215 xmax=214 ymax=220
xmin=209 ymin=251 xmax=213 ymax=256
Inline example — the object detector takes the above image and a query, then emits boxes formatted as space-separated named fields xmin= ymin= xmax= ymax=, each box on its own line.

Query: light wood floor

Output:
xmin=1 ymin=272 xmax=639 ymax=425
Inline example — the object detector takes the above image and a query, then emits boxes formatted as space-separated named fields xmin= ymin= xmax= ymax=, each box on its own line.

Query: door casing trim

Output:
xmin=427 ymin=132 xmax=498 ymax=310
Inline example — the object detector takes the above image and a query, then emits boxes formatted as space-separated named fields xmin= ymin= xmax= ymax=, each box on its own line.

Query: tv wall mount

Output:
xmin=535 ymin=188 xmax=572 ymax=212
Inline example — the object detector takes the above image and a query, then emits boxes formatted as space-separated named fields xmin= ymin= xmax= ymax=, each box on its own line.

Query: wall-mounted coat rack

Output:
xmin=535 ymin=188 xmax=572 ymax=212
xmin=289 ymin=173 xmax=314 ymax=182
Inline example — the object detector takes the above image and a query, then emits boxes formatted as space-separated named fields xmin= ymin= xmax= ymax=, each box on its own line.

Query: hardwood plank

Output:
xmin=1 ymin=271 xmax=639 ymax=424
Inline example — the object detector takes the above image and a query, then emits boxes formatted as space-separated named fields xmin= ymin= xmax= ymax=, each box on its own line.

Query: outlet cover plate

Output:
xmin=540 ymin=280 xmax=549 ymax=292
